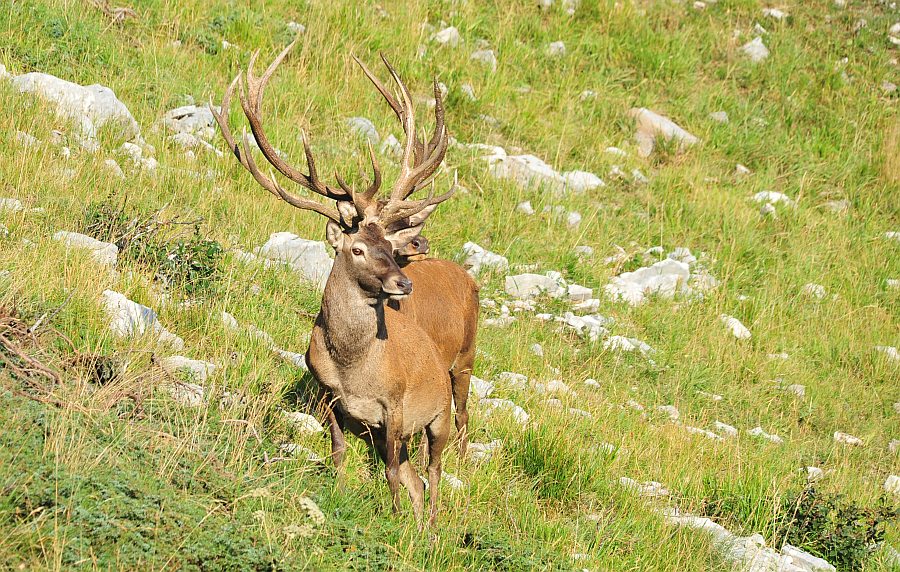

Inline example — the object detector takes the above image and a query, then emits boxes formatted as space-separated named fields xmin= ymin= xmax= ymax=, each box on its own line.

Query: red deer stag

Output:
xmin=334 ymin=57 xmax=480 ymax=458
xmin=212 ymin=42 xmax=456 ymax=526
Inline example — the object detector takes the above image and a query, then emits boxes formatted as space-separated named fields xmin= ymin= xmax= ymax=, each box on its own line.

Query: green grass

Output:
xmin=0 ymin=0 xmax=898 ymax=570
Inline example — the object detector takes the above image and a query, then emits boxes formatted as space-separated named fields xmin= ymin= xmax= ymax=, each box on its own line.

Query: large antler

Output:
xmin=352 ymin=54 xmax=453 ymax=228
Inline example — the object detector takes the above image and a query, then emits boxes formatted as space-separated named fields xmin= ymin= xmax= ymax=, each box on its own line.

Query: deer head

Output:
xmin=211 ymin=41 xmax=453 ymax=298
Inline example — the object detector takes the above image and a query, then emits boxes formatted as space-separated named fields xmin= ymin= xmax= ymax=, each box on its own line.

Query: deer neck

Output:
xmin=319 ymin=253 xmax=386 ymax=367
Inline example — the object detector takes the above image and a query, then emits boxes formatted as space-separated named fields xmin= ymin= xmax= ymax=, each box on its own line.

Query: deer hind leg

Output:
xmin=425 ymin=407 xmax=451 ymax=527
xmin=450 ymin=354 xmax=474 ymax=458
xmin=397 ymin=443 xmax=425 ymax=524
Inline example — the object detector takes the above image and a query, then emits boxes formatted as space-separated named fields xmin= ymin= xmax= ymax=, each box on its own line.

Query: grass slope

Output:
xmin=0 ymin=0 xmax=898 ymax=570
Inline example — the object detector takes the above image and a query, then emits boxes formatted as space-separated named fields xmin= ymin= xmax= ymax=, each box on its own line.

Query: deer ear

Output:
xmin=336 ymin=201 xmax=357 ymax=226
xmin=325 ymin=221 xmax=345 ymax=250
xmin=385 ymin=224 xmax=424 ymax=252
xmin=407 ymin=204 xmax=437 ymax=227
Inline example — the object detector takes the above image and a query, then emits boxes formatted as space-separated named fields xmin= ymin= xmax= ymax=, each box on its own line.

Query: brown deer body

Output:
xmin=388 ymin=258 xmax=478 ymax=457
xmin=213 ymin=42 xmax=457 ymax=525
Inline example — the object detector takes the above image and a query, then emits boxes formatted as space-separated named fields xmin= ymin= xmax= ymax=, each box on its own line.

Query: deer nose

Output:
xmin=396 ymin=277 xmax=413 ymax=294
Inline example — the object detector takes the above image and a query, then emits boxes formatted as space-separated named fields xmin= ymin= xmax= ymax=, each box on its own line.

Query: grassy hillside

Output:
xmin=0 ymin=0 xmax=898 ymax=570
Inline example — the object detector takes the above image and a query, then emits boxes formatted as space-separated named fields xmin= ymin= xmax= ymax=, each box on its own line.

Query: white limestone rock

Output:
xmin=834 ymin=431 xmax=863 ymax=446
xmin=713 ymin=421 xmax=739 ymax=437
xmin=628 ymin=108 xmax=699 ymax=158
xmin=255 ymin=232 xmax=333 ymax=289
xmin=720 ymin=314 xmax=752 ymax=339
xmin=471 ymin=49 xmax=498 ymax=72
xmin=619 ymin=477 xmax=669 ymax=498
xmin=709 ymin=111 xmax=729 ymax=124
xmin=516 ymin=201 xmax=535 ymax=215
xmin=469 ymin=439 xmax=502 ymax=463
xmin=282 ymin=411 xmax=324 ymax=434
xmin=782 ymin=544 xmax=835 ymax=572
xmin=545 ymin=41 xmax=566 ymax=58
xmin=506 ymin=273 xmax=565 ymax=299
xmin=461 ymin=241 xmax=508 ymax=274
xmin=53 ymin=231 xmax=118 ymax=267
xmin=469 ymin=375 xmax=495 ymax=400
xmin=12 ymin=72 xmax=143 ymax=145
xmin=875 ymin=345 xmax=900 ymax=362
xmin=158 ymin=356 xmax=215 ymax=383
xmin=604 ymin=258 xmax=691 ymax=306
xmin=101 ymin=290 xmax=183 ymax=349
xmin=432 ymin=26 xmax=461 ymax=47
xmin=167 ymin=382 xmax=205 ymax=407
xmin=748 ymin=426 xmax=783 ymax=444
xmin=885 ymin=475 xmax=900 ymax=496
xmin=161 ymin=104 xmax=216 ymax=140
xmin=481 ymin=398 xmax=529 ymax=427
xmin=0 ymin=198 xmax=24 ymax=213
xmin=742 ymin=37 xmax=770 ymax=63
xmin=346 ymin=117 xmax=379 ymax=145
xmin=603 ymin=335 xmax=655 ymax=358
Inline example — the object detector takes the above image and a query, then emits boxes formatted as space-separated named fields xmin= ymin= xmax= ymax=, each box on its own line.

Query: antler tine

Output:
xmin=239 ymin=128 xmax=343 ymax=224
xmin=381 ymin=54 xmax=420 ymax=203
xmin=363 ymin=141 xmax=382 ymax=201
xmin=239 ymin=41 xmax=350 ymax=201
xmin=210 ymin=73 xmax=248 ymax=169
xmin=379 ymin=178 xmax=456 ymax=228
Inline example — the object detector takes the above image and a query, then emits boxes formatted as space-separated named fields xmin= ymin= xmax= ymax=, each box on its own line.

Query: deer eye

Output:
xmin=351 ymin=247 xmax=363 ymax=256
xmin=411 ymin=240 xmax=420 ymax=248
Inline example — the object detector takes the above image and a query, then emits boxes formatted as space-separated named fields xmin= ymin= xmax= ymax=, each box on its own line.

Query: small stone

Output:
xmin=282 ymin=411 xmax=324 ymax=434
xmin=545 ymin=41 xmax=566 ymax=58
xmin=709 ymin=111 xmax=729 ymax=124
xmin=469 ymin=375 xmax=495 ymax=400
xmin=15 ymin=131 xmax=41 ymax=148
xmin=443 ymin=473 xmax=465 ymax=490
xmin=889 ymin=440 xmax=899 ymax=453
xmin=53 ymin=231 xmax=118 ymax=267
xmin=286 ymin=21 xmax=306 ymax=35
xmin=720 ymin=315 xmax=751 ymax=339
xmin=471 ymin=49 xmax=498 ymax=72
xmin=699 ymin=391 xmax=723 ymax=402
xmin=875 ymin=345 xmax=900 ymax=362
xmin=655 ymin=405 xmax=680 ymax=422
xmin=158 ymin=356 xmax=216 ymax=383
xmin=762 ymin=8 xmax=788 ymax=20
xmin=379 ymin=133 xmax=401 ymax=157
xmin=432 ymin=26 xmax=461 ymax=47
xmin=516 ymin=201 xmax=535 ymax=215
xmin=834 ymin=431 xmax=863 ymax=446
xmin=468 ymin=439 xmax=502 ymax=463
xmin=885 ymin=475 xmax=900 ymax=496
xmin=804 ymin=466 xmax=826 ymax=482
xmin=346 ymin=117 xmax=379 ymax=145
xmin=605 ymin=146 xmax=627 ymax=157
xmin=461 ymin=242 xmax=508 ymax=274
xmin=713 ymin=421 xmax=738 ymax=437
xmin=735 ymin=164 xmax=752 ymax=176
xmin=574 ymin=245 xmax=593 ymax=258
xmin=530 ymin=343 xmax=544 ymax=357
xmin=619 ymin=477 xmax=669 ymax=498
xmin=460 ymin=83 xmax=477 ymax=101
xmin=584 ymin=378 xmax=600 ymax=388
xmin=505 ymin=273 xmax=565 ymax=299
xmin=748 ymin=426 xmax=783 ymax=444
xmin=785 ymin=384 xmax=806 ymax=398
xmin=566 ymin=211 xmax=582 ymax=227
xmin=579 ymin=90 xmax=597 ymax=101
xmin=741 ymin=37 xmax=770 ymax=63
xmin=167 ymin=382 xmax=205 ymax=407
xmin=481 ymin=398 xmax=529 ymax=427
xmin=628 ymin=108 xmax=699 ymax=158
xmin=802 ymin=283 xmax=826 ymax=299
xmin=883 ymin=81 xmax=898 ymax=95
